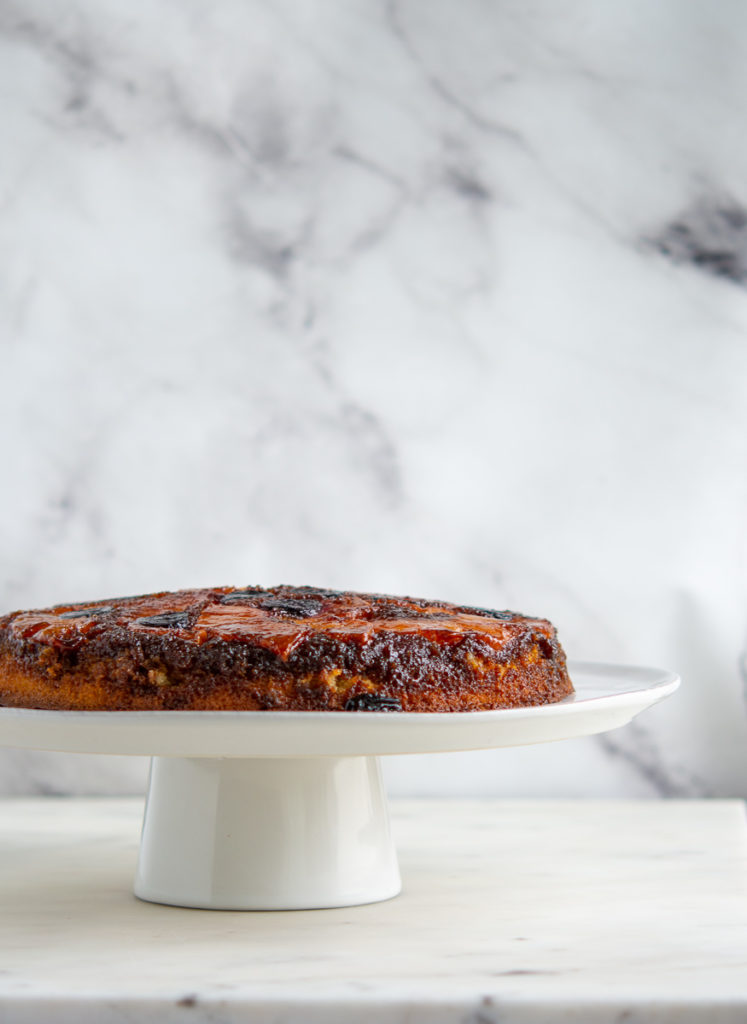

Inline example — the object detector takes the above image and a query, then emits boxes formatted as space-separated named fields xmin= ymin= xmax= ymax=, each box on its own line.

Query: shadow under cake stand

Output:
xmin=0 ymin=661 xmax=678 ymax=911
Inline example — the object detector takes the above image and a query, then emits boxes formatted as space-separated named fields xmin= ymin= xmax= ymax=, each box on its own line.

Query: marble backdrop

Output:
xmin=1 ymin=0 xmax=746 ymax=797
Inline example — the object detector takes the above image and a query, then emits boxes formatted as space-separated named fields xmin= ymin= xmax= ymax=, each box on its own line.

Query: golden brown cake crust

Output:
xmin=0 ymin=586 xmax=574 ymax=712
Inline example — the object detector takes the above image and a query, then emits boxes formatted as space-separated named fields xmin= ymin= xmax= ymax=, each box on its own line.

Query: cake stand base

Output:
xmin=134 ymin=755 xmax=402 ymax=910
xmin=0 ymin=663 xmax=680 ymax=911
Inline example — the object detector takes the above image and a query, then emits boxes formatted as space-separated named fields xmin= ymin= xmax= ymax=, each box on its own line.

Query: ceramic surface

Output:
xmin=0 ymin=663 xmax=677 ymax=909
xmin=135 ymin=755 xmax=401 ymax=910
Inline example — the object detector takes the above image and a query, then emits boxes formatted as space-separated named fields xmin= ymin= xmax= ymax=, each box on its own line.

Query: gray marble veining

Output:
xmin=1 ymin=1 xmax=746 ymax=797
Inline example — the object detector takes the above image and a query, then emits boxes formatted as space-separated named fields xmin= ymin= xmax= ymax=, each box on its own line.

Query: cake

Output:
xmin=0 ymin=585 xmax=574 ymax=712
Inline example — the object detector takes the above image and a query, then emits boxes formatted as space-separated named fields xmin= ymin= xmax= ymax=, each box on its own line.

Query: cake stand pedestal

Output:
xmin=137 ymin=755 xmax=398 ymax=909
xmin=0 ymin=662 xmax=678 ymax=911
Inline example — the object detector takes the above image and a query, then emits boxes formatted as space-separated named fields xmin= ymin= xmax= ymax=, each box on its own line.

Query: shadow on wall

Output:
xmin=0 ymin=750 xmax=149 ymax=796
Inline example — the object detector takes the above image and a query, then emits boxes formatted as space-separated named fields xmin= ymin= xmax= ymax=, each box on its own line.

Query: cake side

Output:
xmin=0 ymin=586 xmax=574 ymax=712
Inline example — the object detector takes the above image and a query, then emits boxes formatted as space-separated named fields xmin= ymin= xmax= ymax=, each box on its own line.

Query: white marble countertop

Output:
xmin=0 ymin=797 xmax=746 ymax=1022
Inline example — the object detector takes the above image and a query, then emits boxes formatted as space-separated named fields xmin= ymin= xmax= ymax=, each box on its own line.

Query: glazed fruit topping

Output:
xmin=373 ymin=602 xmax=448 ymax=620
xmin=464 ymin=607 xmax=515 ymax=620
xmin=134 ymin=612 xmax=191 ymax=629
xmin=58 ymin=605 xmax=114 ymax=619
xmin=344 ymin=693 xmax=403 ymax=712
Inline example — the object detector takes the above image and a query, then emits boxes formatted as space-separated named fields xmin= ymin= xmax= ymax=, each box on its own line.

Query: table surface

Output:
xmin=0 ymin=797 xmax=745 ymax=1023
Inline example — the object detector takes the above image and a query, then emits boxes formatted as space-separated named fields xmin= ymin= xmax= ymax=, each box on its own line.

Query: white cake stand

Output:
xmin=0 ymin=661 xmax=678 ymax=911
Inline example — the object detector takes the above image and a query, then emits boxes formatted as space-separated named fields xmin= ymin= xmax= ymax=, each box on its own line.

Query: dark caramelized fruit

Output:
xmin=134 ymin=612 xmax=191 ymax=629
xmin=256 ymin=598 xmax=323 ymax=618
xmin=58 ymin=605 xmax=114 ymax=619
xmin=344 ymin=693 xmax=403 ymax=712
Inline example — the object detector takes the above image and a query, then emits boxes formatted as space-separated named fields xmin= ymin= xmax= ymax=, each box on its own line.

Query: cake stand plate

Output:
xmin=0 ymin=662 xmax=678 ymax=911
